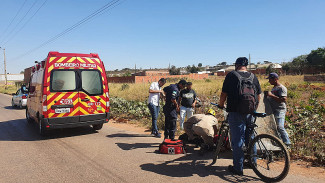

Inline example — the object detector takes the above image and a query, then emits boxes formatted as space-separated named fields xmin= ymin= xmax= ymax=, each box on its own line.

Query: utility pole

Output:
xmin=249 ymin=53 xmax=251 ymax=71
xmin=0 ymin=47 xmax=7 ymax=89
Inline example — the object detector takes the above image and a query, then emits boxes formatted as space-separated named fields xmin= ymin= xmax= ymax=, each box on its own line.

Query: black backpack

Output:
xmin=233 ymin=71 xmax=257 ymax=114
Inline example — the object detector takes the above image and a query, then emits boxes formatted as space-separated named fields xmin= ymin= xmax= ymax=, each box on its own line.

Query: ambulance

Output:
xmin=26 ymin=51 xmax=110 ymax=135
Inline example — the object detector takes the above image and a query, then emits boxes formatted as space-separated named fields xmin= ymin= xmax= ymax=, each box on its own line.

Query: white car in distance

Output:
xmin=12 ymin=88 xmax=28 ymax=109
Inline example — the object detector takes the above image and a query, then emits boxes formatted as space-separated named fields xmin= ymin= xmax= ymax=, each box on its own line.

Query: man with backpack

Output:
xmin=218 ymin=57 xmax=262 ymax=176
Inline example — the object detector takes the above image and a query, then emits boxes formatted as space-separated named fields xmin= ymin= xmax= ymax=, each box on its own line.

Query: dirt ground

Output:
xmin=108 ymin=120 xmax=325 ymax=180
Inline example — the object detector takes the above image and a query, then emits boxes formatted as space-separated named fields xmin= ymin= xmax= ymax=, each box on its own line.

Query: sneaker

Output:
xmin=243 ymin=161 xmax=254 ymax=169
xmin=155 ymin=133 xmax=161 ymax=138
xmin=228 ymin=165 xmax=243 ymax=176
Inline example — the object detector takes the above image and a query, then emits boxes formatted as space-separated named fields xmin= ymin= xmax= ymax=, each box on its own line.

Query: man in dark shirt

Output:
xmin=163 ymin=79 xmax=187 ymax=140
xmin=218 ymin=57 xmax=262 ymax=176
xmin=178 ymin=82 xmax=197 ymax=130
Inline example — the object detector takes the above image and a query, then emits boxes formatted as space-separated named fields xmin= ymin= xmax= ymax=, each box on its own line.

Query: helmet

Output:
xmin=206 ymin=109 xmax=216 ymax=116
xmin=235 ymin=57 xmax=248 ymax=66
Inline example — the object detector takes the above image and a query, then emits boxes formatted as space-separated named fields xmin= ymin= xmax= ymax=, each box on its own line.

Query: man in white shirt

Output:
xmin=148 ymin=78 xmax=166 ymax=138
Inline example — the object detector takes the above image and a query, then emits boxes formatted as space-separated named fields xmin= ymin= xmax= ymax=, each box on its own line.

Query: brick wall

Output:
xmin=107 ymin=73 xmax=209 ymax=83
xmin=304 ymin=75 xmax=325 ymax=82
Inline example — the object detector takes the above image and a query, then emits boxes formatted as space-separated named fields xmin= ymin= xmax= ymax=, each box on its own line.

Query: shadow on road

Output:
xmin=0 ymin=118 xmax=97 ymax=141
xmin=106 ymin=133 xmax=153 ymax=138
xmin=116 ymin=142 xmax=160 ymax=151
xmin=4 ymin=106 xmax=24 ymax=110
xmin=140 ymin=148 xmax=261 ymax=182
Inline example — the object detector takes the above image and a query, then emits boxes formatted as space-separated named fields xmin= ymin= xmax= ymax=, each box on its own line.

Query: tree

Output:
xmin=219 ymin=62 xmax=227 ymax=66
xmin=282 ymin=64 xmax=290 ymax=74
xmin=306 ymin=47 xmax=325 ymax=67
xmin=20 ymin=71 xmax=24 ymax=74
xmin=169 ymin=65 xmax=180 ymax=75
xmin=198 ymin=63 xmax=202 ymax=67
xmin=186 ymin=64 xmax=200 ymax=73
xmin=291 ymin=54 xmax=307 ymax=74
xmin=266 ymin=64 xmax=276 ymax=74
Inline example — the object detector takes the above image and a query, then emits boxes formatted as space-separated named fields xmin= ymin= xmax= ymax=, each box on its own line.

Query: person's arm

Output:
xmin=149 ymin=83 xmax=163 ymax=94
xmin=191 ymin=91 xmax=197 ymax=108
xmin=218 ymin=92 xmax=228 ymax=108
xmin=149 ymin=89 xmax=163 ymax=93
xmin=267 ymin=92 xmax=287 ymax=103
xmin=172 ymin=98 xmax=180 ymax=112
xmin=178 ymin=91 xmax=182 ymax=106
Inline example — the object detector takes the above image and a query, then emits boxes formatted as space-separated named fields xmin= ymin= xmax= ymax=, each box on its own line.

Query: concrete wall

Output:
xmin=0 ymin=74 xmax=24 ymax=81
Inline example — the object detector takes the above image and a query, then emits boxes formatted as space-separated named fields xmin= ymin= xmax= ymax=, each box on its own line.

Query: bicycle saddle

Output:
xmin=253 ymin=112 xmax=267 ymax=118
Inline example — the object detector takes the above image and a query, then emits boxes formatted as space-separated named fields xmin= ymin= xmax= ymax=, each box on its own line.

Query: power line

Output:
xmin=3 ymin=0 xmax=48 ymax=46
xmin=0 ymin=0 xmax=39 ymax=44
xmin=0 ymin=0 xmax=28 ymax=41
xmin=11 ymin=0 xmax=123 ymax=61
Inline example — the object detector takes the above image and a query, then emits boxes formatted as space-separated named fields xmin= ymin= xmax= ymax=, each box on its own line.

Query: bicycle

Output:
xmin=210 ymin=103 xmax=290 ymax=182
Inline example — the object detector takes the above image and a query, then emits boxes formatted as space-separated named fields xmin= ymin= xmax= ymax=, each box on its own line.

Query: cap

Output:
xmin=186 ymin=82 xmax=192 ymax=85
xmin=266 ymin=73 xmax=279 ymax=79
xmin=235 ymin=57 xmax=249 ymax=66
xmin=178 ymin=79 xmax=187 ymax=85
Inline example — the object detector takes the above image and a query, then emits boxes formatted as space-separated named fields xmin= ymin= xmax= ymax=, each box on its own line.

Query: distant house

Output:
xmin=0 ymin=74 xmax=24 ymax=85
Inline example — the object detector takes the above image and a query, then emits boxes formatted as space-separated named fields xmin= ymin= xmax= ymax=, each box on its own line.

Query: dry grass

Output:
xmin=108 ymin=75 xmax=308 ymax=101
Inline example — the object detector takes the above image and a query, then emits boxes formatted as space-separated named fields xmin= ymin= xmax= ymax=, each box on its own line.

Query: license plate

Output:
xmin=55 ymin=108 xmax=70 ymax=113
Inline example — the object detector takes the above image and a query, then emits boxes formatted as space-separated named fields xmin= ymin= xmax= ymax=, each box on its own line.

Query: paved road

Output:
xmin=0 ymin=93 xmax=321 ymax=183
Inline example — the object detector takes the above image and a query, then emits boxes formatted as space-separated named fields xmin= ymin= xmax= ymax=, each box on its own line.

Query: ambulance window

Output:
xmin=81 ymin=71 xmax=102 ymax=95
xmin=51 ymin=70 xmax=76 ymax=91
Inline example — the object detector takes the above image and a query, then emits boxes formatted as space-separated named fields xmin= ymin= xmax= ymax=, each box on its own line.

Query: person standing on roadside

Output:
xmin=265 ymin=73 xmax=291 ymax=147
xmin=148 ymin=78 xmax=166 ymax=138
xmin=163 ymin=79 xmax=187 ymax=140
xmin=218 ymin=57 xmax=262 ymax=176
xmin=178 ymin=82 xmax=197 ymax=130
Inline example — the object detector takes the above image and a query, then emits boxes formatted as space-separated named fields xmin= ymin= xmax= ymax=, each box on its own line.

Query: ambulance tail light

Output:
xmin=106 ymin=92 xmax=110 ymax=107
xmin=42 ymin=95 xmax=47 ymax=112
xmin=22 ymin=95 xmax=27 ymax=99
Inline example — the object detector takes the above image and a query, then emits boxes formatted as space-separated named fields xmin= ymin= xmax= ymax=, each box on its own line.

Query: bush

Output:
xmin=287 ymin=91 xmax=300 ymax=98
xmin=121 ymin=84 xmax=129 ymax=91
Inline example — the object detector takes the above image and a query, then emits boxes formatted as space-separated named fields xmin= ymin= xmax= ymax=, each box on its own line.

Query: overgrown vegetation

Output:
xmin=109 ymin=75 xmax=325 ymax=166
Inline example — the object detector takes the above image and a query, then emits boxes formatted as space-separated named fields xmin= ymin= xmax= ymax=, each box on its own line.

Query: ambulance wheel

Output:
xmin=39 ymin=120 xmax=48 ymax=136
xmin=19 ymin=102 xmax=23 ymax=109
xmin=26 ymin=108 xmax=33 ymax=123
xmin=92 ymin=123 xmax=103 ymax=131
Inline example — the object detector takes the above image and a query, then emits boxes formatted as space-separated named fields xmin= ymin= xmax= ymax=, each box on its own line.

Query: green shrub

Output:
xmin=287 ymin=91 xmax=300 ymax=98
xmin=121 ymin=84 xmax=129 ymax=91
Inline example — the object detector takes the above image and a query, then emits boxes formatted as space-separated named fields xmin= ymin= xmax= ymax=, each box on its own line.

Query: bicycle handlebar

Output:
xmin=210 ymin=102 xmax=225 ymax=110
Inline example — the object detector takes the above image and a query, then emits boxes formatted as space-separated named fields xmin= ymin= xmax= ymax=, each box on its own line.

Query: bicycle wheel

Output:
xmin=248 ymin=134 xmax=290 ymax=182
xmin=211 ymin=128 xmax=227 ymax=165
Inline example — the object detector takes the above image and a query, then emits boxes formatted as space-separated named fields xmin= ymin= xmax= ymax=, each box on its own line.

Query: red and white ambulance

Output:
xmin=26 ymin=51 xmax=110 ymax=135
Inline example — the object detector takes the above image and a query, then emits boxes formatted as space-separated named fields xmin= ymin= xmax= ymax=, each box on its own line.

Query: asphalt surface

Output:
xmin=0 ymin=93 xmax=322 ymax=183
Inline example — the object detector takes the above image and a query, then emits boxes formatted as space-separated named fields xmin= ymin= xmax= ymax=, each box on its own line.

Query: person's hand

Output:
xmin=267 ymin=91 xmax=272 ymax=97
xmin=191 ymin=103 xmax=196 ymax=108
xmin=218 ymin=103 xmax=225 ymax=109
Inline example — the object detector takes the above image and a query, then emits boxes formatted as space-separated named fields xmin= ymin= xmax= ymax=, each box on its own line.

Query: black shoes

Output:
xmin=228 ymin=165 xmax=243 ymax=176
xmin=151 ymin=131 xmax=161 ymax=138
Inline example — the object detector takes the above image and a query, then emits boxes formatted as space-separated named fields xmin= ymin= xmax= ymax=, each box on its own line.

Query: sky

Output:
xmin=0 ymin=0 xmax=324 ymax=73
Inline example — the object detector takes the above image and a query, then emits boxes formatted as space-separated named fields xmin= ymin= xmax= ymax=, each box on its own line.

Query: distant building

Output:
xmin=0 ymin=74 xmax=24 ymax=85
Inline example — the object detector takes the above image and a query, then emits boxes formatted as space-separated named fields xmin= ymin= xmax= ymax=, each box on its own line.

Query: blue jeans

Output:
xmin=228 ymin=112 xmax=255 ymax=172
xmin=148 ymin=103 xmax=160 ymax=134
xmin=274 ymin=110 xmax=291 ymax=145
